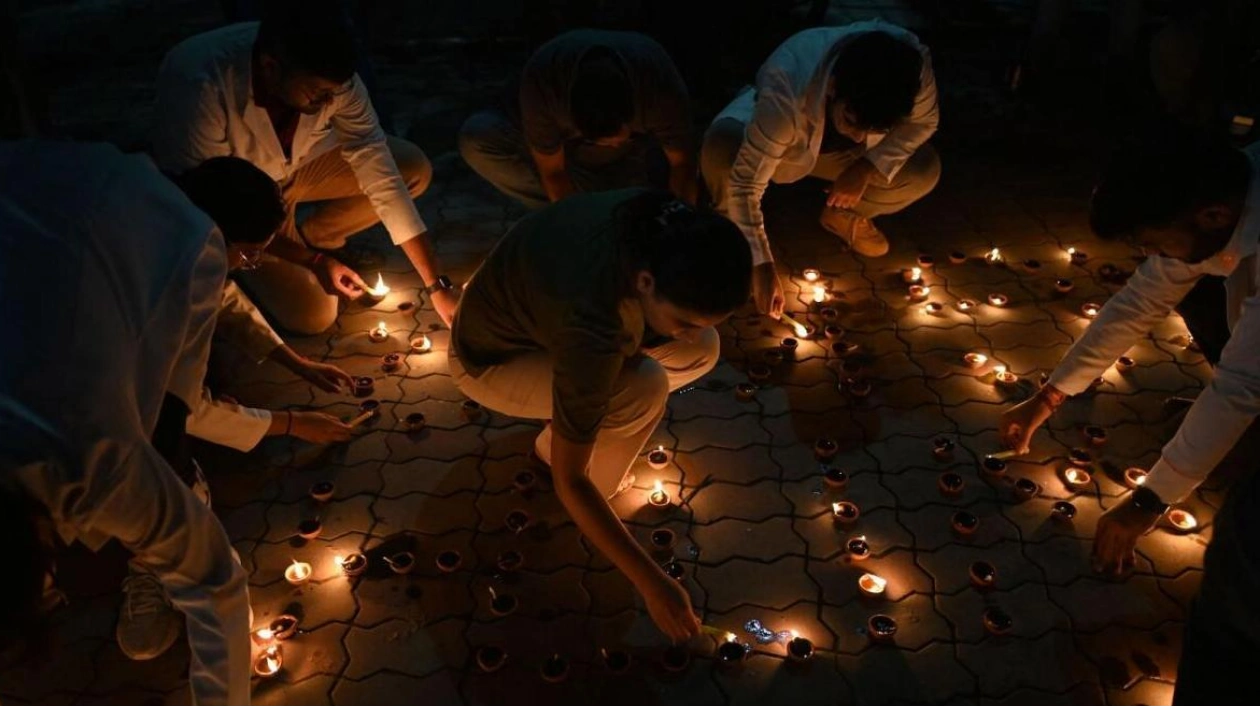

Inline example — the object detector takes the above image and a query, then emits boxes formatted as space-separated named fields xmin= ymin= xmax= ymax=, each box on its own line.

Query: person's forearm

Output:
xmin=265 ymin=410 xmax=293 ymax=438
xmin=551 ymin=439 xmax=662 ymax=587
xmin=398 ymin=234 xmax=443 ymax=286
xmin=267 ymin=344 xmax=305 ymax=371
xmin=266 ymin=235 xmax=316 ymax=267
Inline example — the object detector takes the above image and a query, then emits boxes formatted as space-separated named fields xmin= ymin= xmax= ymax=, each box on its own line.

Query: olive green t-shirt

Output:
xmin=452 ymin=189 xmax=648 ymax=444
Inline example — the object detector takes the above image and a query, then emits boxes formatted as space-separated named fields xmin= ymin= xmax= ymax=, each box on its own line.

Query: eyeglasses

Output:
xmin=236 ymin=246 xmax=267 ymax=271
xmin=304 ymin=79 xmax=355 ymax=106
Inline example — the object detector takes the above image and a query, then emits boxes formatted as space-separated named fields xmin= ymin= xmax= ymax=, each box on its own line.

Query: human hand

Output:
xmin=292 ymin=359 xmax=354 ymax=393
xmin=1091 ymin=495 xmax=1161 ymax=575
xmin=430 ymin=287 xmax=458 ymax=328
xmin=826 ymin=160 xmax=874 ymax=209
xmin=642 ymin=573 xmax=700 ymax=643
xmin=752 ymin=262 xmax=785 ymax=318
xmin=289 ymin=411 xmax=355 ymax=444
xmin=998 ymin=395 xmax=1055 ymax=453
xmin=315 ymin=257 xmax=368 ymax=298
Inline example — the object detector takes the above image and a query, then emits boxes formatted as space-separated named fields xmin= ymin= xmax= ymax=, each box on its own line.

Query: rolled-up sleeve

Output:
xmin=728 ymin=72 xmax=797 ymax=267
xmin=332 ymin=76 xmax=427 ymax=246
xmin=864 ymin=45 xmax=939 ymax=180
xmin=1048 ymin=256 xmax=1199 ymax=395
xmin=1144 ymin=292 xmax=1260 ymax=502
xmin=186 ymin=386 xmax=272 ymax=452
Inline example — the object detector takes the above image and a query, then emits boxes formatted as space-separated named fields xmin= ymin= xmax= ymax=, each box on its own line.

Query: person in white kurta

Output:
xmin=0 ymin=141 xmax=250 ymax=705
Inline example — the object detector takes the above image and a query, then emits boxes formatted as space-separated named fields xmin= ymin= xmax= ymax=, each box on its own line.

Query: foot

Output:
xmin=116 ymin=571 xmax=182 ymax=661
xmin=819 ymin=209 xmax=889 ymax=257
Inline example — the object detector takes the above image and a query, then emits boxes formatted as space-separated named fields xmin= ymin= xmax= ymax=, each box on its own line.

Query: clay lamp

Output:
xmin=1166 ymin=508 xmax=1198 ymax=533
xmin=384 ymin=551 xmax=416 ymax=575
xmin=956 ymin=298 xmax=977 ymax=313
xmin=404 ymin=412 xmax=426 ymax=432
xmin=735 ymin=382 xmax=757 ymax=402
xmin=993 ymin=365 xmax=1019 ymax=388
xmin=488 ymin=587 xmax=518 ymax=617
xmin=820 ymin=308 xmax=840 ymax=323
xmin=748 ymin=363 xmax=772 ymax=382
xmin=649 ymin=528 xmax=677 ymax=552
xmin=846 ymin=535 xmax=871 ymax=561
xmin=917 ymin=254 xmax=936 ymax=268
xmin=296 ymin=519 xmax=322 ymax=541
xmin=664 ymin=560 xmax=687 ymax=582
xmin=368 ymin=320 xmax=389 ymax=343
xmin=845 ymin=377 xmax=872 ymax=398
xmin=981 ymin=455 xmax=1008 ymax=478
xmin=269 ymin=614 xmax=299 ymax=640
xmin=932 ymin=437 xmax=955 ymax=462
xmin=1054 ymin=278 xmax=1075 ymax=294
xmin=802 ymin=268 xmax=821 ymax=282
xmin=1115 ymin=356 xmax=1136 ymax=374
xmin=963 ymin=352 xmax=989 ymax=369
xmin=309 ymin=481 xmax=335 ymax=503
xmin=283 ymin=557 xmax=312 ymax=585
xmin=253 ymin=646 xmax=283 ymax=678
xmin=647 ymin=445 xmax=671 ymax=470
xmin=832 ymin=341 xmax=860 ymax=357
xmin=923 ymin=301 xmax=944 ymax=316
xmin=903 ymin=266 xmax=924 ymax=284
xmin=952 ymin=510 xmax=980 ymax=537
xmin=1068 ymin=448 xmax=1094 ymax=466
xmin=540 ymin=654 xmax=570 ymax=684
xmin=661 ymin=645 xmax=692 ymax=672
xmin=983 ymin=607 xmax=1015 ymax=636
xmin=1068 ymin=247 xmax=1088 ymax=265
xmin=1123 ymin=467 xmax=1148 ymax=489
xmin=987 ymin=293 xmax=1009 ymax=307
xmin=786 ymin=631 xmax=815 ymax=662
xmin=505 ymin=509 xmax=531 ymax=533
xmin=948 ymin=251 xmax=967 ymax=265
xmin=435 ymin=549 xmax=463 ymax=574
xmin=381 ymin=352 xmax=402 ymax=372
xmin=716 ymin=633 xmax=749 ymax=665
xmin=1083 ymin=425 xmax=1107 ymax=447
xmin=1080 ymin=302 xmax=1101 ymax=319
xmin=969 ymin=560 xmax=997 ymax=590
xmin=409 ymin=334 xmax=433 ymax=354
xmin=811 ymin=285 xmax=828 ymax=304
xmin=822 ymin=466 xmax=849 ymax=491
xmin=1012 ymin=477 xmax=1039 ymax=502
xmin=832 ymin=501 xmax=860 ymax=528
xmin=908 ymin=284 xmax=931 ymax=302
xmin=601 ymin=648 xmax=633 ymax=675
xmin=867 ymin=614 xmax=898 ymax=643
xmin=338 ymin=553 xmax=368 ymax=577
xmin=646 ymin=481 xmax=671 ymax=508
xmin=857 ymin=572 xmax=887 ymax=598
xmin=779 ymin=337 xmax=799 ymax=360
xmin=1051 ymin=500 xmax=1077 ymax=523
xmin=814 ymin=437 xmax=839 ymax=462
xmin=495 ymin=550 xmax=524 ymax=573
xmin=361 ymin=273 xmax=390 ymax=304
xmin=938 ymin=472 xmax=966 ymax=497
xmin=461 ymin=400 xmax=483 ymax=421
xmin=352 ymin=376 xmax=375 ymax=397
xmin=512 ymin=470 xmax=537 ymax=493
xmin=475 ymin=645 xmax=508 ymax=673
xmin=1019 ymin=258 xmax=1040 ymax=274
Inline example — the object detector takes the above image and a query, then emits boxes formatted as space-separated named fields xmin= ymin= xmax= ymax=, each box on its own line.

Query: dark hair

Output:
xmin=1090 ymin=128 xmax=1251 ymax=241
xmin=570 ymin=49 xmax=634 ymax=139
xmin=175 ymin=157 xmax=285 ymax=245
xmin=615 ymin=190 xmax=752 ymax=316
xmin=256 ymin=0 xmax=358 ymax=84
xmin=830 ymin=31 xmax=922 ymax=132
xmin=0 ymin=485 xmax=51 ymax=661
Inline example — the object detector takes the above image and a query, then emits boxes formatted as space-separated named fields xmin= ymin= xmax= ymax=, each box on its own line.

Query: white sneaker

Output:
xmin=116 ymin=571 xmax=182 ymax=661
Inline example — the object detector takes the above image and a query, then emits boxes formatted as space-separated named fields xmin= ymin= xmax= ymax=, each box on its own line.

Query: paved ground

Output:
xmin=2 ymin=1 xmax=1232 ymax=705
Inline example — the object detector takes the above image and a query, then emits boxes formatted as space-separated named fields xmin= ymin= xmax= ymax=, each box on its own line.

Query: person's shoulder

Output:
xmin=163 ymin=22 xmax=258 ymax=74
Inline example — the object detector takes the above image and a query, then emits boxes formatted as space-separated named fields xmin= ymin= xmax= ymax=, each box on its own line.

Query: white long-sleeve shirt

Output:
xmin=1048 ymin=142 xmax=1260 ymax=504
xmin=716 ymin=21 xmax=939 ymax=266
xmin=185 ymin=281 xmax=281 ymax=452
xmin=152 ymin=22 xmax=426 ymax=246
xmin=0 ymin=142 xmax=250 ymax=705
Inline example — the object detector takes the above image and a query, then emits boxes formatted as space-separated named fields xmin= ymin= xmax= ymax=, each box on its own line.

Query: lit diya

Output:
xmin=1062 ymin=467 xmax=1093 ymax=491
xmin=846 ymin=535 xmax=871 ymax=561
xmin=1166 ymin=508 xmax=1198 ymax=533
xmin=1080 ymin=302 xmax=1101 ymax=319
xmin=253 ymin=646 xmax=283 ymax=678
xmin=924 ymin=301 xmax=944 ymax=316
xmin=956 ymin=298 xmax=977 ymax=313
xmin=987 ymin=293 xmax=1009 ymax=307
xmin=969 ymin=560 xmax=997 ymax=589
xmin=903 ymin=266 xmax=923 ymax=284
xmin=410 ymin=334 xmax=433 ymax=354
xmin=963 ymin=352 xmax=989 ymax=369
xmin=309 ymin=480 xmax=335 ymax=503
xmin=908 ymin=284 xmax=931 ymax=302
xmin=832 ymin=501 xmax=860 ymax=527
xmin=338 ymin=553 xmax=368 ymax=577
xmin=993 ymin=365 xmax=1019 ymax=388
xmin=984 ymin=248 xmax=1003 ymax=265
xmin=368 ymin=320 xmax=389 ymax=343
xmin=802 ymin=268 xmax=821 ymax=282
xmin=1123 ymin=467 xmax=1148 ymax=489
xmin=646 ymin=481 xmax=671 ymax=508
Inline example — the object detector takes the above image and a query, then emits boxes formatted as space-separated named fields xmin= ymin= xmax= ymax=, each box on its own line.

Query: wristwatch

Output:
xmin=1131 ymin=486 xmax=1170 ymax=515
xmin=422 ymin=275 xmax=453 ymax=294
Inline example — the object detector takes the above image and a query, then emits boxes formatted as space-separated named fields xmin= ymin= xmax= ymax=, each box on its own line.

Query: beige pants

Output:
xmin=701 ymin=116 xmax=941 ymax=220
xmin=448 ymin=329 xmax=719 ymax=498
xmin=237 ymin=136 xmax=433 ymax=335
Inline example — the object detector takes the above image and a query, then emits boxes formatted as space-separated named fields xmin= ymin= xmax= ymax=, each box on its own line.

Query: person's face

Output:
xmin=258 ymin=52 xmax=349 ymax=114
xmin=584 ymin=123 xmax=633 ymax=149
xmin=829 ymin=99 xmax=871 ymax=143
xmin=1132 ymin=205 xmax=1238 ymax=264
xmin=634 ymin=271 xmax=728 ymax=342
xmin=226 ymin=234 xmax=275 ymax=271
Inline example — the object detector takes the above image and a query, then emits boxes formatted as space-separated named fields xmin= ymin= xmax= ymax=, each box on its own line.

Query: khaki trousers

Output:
xmin=236 ymin=136 xmax=432 ymax=335
xmin=448 ymin=328 xmax=719 ymax=498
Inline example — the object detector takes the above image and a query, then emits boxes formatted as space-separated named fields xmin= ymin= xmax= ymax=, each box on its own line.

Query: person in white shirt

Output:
xmin=998 ymin=131 xmax=1260 ymax=702
xmin=153 ymin=0 xmax=459 ymax=335
xmin=0 ymin=141 xmax=249 ymax=705
xmin=115 ymin=156 xmax=359 ymax=663
xmin=701 ymin=21 xmax=941 ymax=318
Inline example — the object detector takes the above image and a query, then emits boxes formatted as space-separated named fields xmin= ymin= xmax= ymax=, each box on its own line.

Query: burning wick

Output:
xmin=903 ymin=267 xmax=923 ymax=284
xmin=1167 ymin=508 xmax=1198 ymax=532
xmin=779 ymin=312 xmax=809 ymax=339
xmin=283 ymin=559 xmax=312 ymax=585
xmin=647 ymin=480 xmax=670 ymax=507
xmin=786 ymin=630 xmax=815 ymax=661
xmin=1081 ymin=303 xmax=1101 ymax=319
xmin=251 ymin=627 xmax=276 ymax=648
xmin=812 ymin=285 xmax=827 ymax=303
xmin=908 ymin=284 xmax=931 ymax=301
xmin=858 ymin=572 xmax=887 ymax=597
xmin=985 ymin=247 xmax=1002 ymax=265
xmin=368 ymin=273 xmax=390 ymax=298
xmin=963 ymin=352 xmax=989 ymax=369
xmin=253 ymin=646 xmax=282 ymax=678
xmin=802 ymin=268 xmax=821 ymax=282
xmin=410 ymin=334 xmax=433 ymax=354
xmin=1123 ymin=467 xmax=1148 ymax=488
xmin=368 ymin=321 xmax=389 ymax=342
xmin=993 ymin=365 xmax=1018 ymax=386
xmin=956 ymin=299 xmax=976 ymax=313
xmin=1063 ymin=467 xmax=1092 ymax=490
xmin=846 ymin=535 xmax=871 ymax=561
xmin=924 ymin=301 xmax=943 ymax=315
xmin=987 ymin=293 xmax=1009 ymax=307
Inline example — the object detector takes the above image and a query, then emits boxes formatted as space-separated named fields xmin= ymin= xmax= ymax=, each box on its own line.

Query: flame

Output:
xmin=803 ymin=269 xmax=820 ymax=282
xmin=1134 ymin=473 xmax=1147 ymax=486
xmin=790 ymin=629 xmax=800 ymax=639
xmin=370 ymin=273 xmax=390 ymax=297
xmin=255 ymin=628 xmax=274 ymax=641
xmin=911 ymin=267 xmax=922 ymax=280
xmin=988 ymin=248 xmax=1000 ymax=260
xmin=333 ymin=555 xmax=344 ymax=570
xmin=794 ymin=323 xmax=808 ymax=338
xmin=1067 ymin=247 xmax=1076 ymax=256
xmin=264 ymin=647 xmax=280 ymax=671
xmin=994 ymin=364 xmax=1007 ymax=376
xmin=813 ymin=285 xmax=826 ymax=303
xmin=832 ymin=502 xmax=842 ymax=514
xmin=653 ymin=480 xmax=664 ymax=495
xmin=724 ymin=632 xmax=737 ymax=643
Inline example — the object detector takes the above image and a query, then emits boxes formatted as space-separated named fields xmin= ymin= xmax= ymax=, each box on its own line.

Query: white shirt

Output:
xmin=185 ymin=281 xmax=281 ymax=452
xmin=152 ymin=22 xmax=426 ymax=246
xmin=1048 ymin=142 xmax=1260 ymax=504
xmin=717 ymin=21 xmax=940 ymax=266
xmin=0 ymin=142 xmax=250 ymax=704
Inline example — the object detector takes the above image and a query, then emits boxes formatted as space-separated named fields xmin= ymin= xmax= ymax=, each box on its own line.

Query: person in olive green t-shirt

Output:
xmin=449 ymin=189 xmax=751 ymax=641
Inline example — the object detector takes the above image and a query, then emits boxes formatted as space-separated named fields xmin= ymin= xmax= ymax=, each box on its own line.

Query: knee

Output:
xmin=457 ymin=111 xmax=506 ymax=172
xmin=685 ymin=328 xmax=721 ymax=379
xmin=700 ymin=118 xmax=745 ymax=184
xmin=389 ymin=138 xmax=432 ymax=198
xmin=612 ymin=358 xmax=670 ymax=420
xmin=905 ymin=144 xmax=942 ymax=195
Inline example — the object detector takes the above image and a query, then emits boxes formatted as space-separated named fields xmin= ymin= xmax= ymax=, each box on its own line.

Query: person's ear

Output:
xmin=1195 ymin=204 xmax=1236 ymax=232
xmin=635 ymin=270 xmax=655 ymax=297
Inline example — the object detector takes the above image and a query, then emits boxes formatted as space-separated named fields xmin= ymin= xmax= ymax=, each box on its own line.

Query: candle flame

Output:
xmin=370 ymin=273 xmax=390 ymax=297
xmin=256 ymin=628 xmax=274 ymax=641
xmin=813 ymin=285 xmax=826 ymax=303
xmin=803 ymin=268 xmax=820 ymax=282
xmin=988 ymin=248 xmax=1000 ymax=260
xmin=994 ymin=364 xmax=1007 ymax=376
xmin=653 ymin=480 xmax=664 ymax=494
xmin=832 ymin=502 xmax=842 ymax=514
xmin=790 ymin=629 xmax=799 ymax=639
xmin=794 ymin=323 xmax=808 ymax=338
xmin=1135 ymin=474 xmax=1146 ymax=486
xmin=911 ymin=267 xmax=922 ymax=280
xmin=333 ymin=555 xmax=343 ymax=568
xmin=725 ymin=632 xmax=737 ymax=643
xmin=1067 ymin=247 xmax=1076 ymax=256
